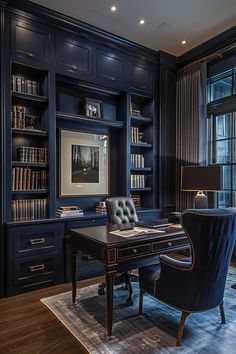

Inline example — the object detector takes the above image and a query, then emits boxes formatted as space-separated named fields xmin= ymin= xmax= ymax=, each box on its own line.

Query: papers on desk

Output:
xmin=110 ymin=227 xmax=165 ymax=238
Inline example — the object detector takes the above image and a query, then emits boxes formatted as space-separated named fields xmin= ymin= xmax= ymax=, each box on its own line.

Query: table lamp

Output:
xmin=181 ymin=165 xmax=222 ymax=208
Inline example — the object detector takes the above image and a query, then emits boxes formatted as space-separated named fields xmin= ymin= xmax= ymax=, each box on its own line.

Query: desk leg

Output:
xmin=105 ymin=269 xmax=115 ymax=337
xmin=71 ymin=249 xmax=78 ymax=303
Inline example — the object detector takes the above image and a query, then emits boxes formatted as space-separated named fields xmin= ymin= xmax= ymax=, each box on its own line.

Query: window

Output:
xmin=207 ymin=69 xmax=235 ymax=103
xmin=207 ymin=68 xmax=236 ymax=207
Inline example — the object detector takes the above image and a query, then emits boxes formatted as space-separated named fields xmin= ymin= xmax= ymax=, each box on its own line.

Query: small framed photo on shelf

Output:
xmin=131 ymin=195 xmax=141 ymax=208
xmin=85 ymin=98 xmax=102 ymax=119
xmin=59 ymin=129 xmax=109 ymax=197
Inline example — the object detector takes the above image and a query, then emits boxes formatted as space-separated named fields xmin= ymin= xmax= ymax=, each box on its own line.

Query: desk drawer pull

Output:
xmin=167 ymin=242 xmax=172 ymax=247
xmin=29 ymin=238 xmax=45 ymax=245
xmin=29 ymin=264 xmax=45 ymax=272
xmin=132 ymin=248 xmax=138 ymax=254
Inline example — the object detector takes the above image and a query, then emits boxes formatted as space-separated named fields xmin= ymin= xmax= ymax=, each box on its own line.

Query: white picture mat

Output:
xmin=60 ymin=129 xmax=109 ymax=196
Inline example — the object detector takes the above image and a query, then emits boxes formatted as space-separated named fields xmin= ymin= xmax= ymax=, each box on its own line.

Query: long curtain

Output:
xmin=175 ymin=62 xmax=207 ymax=211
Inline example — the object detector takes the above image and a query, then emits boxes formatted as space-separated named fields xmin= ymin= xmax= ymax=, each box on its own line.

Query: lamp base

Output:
xmin=194 ymin=191 xmax=207 ymax=209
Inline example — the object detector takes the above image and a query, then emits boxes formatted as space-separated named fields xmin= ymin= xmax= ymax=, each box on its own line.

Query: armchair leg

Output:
xmin=219 ymin=302 xmax=226 ymax=324
xmin=176 ymin=311 xmax=189 ymax=346
xmin=139 ymin=288 xmax=145 ymax=315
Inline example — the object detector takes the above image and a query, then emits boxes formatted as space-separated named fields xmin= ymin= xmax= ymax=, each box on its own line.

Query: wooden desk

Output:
xmin=70 ymin=225 xmax=189 ymax=336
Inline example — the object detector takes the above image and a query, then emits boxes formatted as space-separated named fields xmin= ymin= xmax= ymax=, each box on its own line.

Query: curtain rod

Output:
xmin=180 ymin=42 xmax=236 ymax=72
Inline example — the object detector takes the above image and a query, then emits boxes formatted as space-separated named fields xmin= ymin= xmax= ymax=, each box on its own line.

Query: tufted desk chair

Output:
xmin=102 ymin=197 xmax=139 ymax=304
xmin=106 ymin=197 xmax=139 ymax=228
xmin=138 ymin=209 xmax=236 ymax=346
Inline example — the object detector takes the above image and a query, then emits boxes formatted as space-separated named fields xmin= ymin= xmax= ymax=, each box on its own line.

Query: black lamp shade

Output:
xmin=181 ymin=166 xmax=222 ymax=192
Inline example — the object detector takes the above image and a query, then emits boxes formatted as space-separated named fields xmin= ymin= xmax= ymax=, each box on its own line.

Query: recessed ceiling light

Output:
xmin=181 ymin=40 xmax=186 ymax=45
xmin=138 ymin=19 xmax=145 ymax=25
xmin=110 ymin=5 xmax=117 ymax=12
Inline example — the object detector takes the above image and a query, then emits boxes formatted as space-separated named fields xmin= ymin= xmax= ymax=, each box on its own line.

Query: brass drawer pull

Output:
xmin=71 ymin=64 xmax=79 ymax=71
xmin=167 ymin=242 xmax=172 ymax=247
xmin=26 ymin=52 xmax=35 ymax=58
xmin=29 ymin=264 xmax=45 ymax=272
xmin=29 ymin=238 xmax=45 ymax=245
xmin=132 ymin=248 xmax=138 ymax=254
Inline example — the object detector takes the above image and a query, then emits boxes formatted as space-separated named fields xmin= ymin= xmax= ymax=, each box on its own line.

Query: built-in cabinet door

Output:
xmin=130 ymin=62 xmax=154 ymax=93
xmin=10 ymin=18 xmax=50 ymax=64
xmin=55 ymin=34 xmax=93 ymax=79
xmin=96 ymin=49 xmax=126 ymax=88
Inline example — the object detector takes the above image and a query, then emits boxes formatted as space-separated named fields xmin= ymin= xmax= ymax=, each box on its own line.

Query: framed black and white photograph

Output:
xmin=60 ymin=129 xmax=109 ymax=197
xmin=85 ymin=98 xmax=102 ymax=119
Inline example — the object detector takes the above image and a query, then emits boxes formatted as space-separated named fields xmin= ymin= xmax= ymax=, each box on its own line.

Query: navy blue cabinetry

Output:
xmin=6 ymin=222 xmax=64 ymax=296
xmin=96 ymin=48 xmax=127 ymax=89
xmin=9 ymin=16 xmax=50 ymax=64
xmin=129 ymin=61 xmax=154 ymax=93
xmin=55 ymin=33 xmax=94 ymax=80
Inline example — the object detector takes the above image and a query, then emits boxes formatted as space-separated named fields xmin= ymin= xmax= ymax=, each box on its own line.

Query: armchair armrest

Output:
xmin=160 ymin=254 xmax=192 ymax=270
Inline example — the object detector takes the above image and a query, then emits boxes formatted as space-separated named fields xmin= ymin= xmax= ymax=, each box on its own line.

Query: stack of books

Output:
xmin=95 ymin=202 xmax=107 ymax=214
xmin=56 ymin=205 xmax=83 ymax=218
xmin=131 ymin=109 xmax=141 ymax=116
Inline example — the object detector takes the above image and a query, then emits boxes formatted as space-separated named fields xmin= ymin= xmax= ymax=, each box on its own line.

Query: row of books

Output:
xmin=131 ymin=126 xmax=142 ymax=143
xmin=131 ymin=154 xmax=145 ymax=168
xmin=56 ymin=205 xmax=84 ymax=218
xmin=12 ymin=75 xmax=40 ymax=95
xmin=12 ymin=167 xmax=48 ymax=191
xmin=12 ymin=105 xmax=26 ymax=129
xmin=12 ymin=105 xmax=40 ymax=131
xmin=95 ymin=201 xmax=107 ymax=214
xmin=12 ymin=198 xmax=47 ymax=221
xmin=131 ymin=174 xmax=146 ymax=189
xmin=17 ymin=146 xmax=48 ymax=163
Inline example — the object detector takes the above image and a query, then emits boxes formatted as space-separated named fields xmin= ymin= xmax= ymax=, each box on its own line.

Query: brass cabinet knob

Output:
xmin=167 ymin=242 xmax=172 ymax=247
xmin=71 ymin=64 xmax=79 ymax=71
xmin=26 ymin=52 xmax=35 ymax=58
xmin=132 ymin=248 xmax=138 ymax=254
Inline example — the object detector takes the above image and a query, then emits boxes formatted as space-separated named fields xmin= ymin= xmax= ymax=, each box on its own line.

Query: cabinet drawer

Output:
xmin=67 ymin=217 xmax=107 ymax=229
xmin=117 ymin=243 xmax=150 ymax=260
xmin=56 ymin=34 xmax=93 ymax=78
xmin=130 ymin=62 xmax=154 ymax=93
xmin=96 ymin=49 xmax=126 ymax=87
xmin=14 ymin=255 xmax=57 ymax=285
xmin=152 ymin=236 xmax=189 ymax=252
xmin=11 ymin=224 xmax=64 ymax=258
xmin=10 ymin=18 xmax=50 ymax=64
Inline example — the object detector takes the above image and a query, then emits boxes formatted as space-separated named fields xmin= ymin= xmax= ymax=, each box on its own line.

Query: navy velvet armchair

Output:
xmin=139 ymin=209 xmax=236 ymax=346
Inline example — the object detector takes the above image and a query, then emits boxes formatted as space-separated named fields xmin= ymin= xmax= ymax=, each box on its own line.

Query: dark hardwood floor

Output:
xmin=1 ymin=262 xmax=236 ymax=354
xmin=0 ymin=276 xmax=104 ymax=354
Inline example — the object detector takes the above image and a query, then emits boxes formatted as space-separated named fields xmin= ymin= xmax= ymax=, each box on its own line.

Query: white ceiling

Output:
xmin=30 ymin=0 xmax=236 ymax=56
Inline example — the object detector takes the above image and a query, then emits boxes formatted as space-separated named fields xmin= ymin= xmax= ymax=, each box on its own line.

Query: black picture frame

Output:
xmin=85 ymin=98 xmax=103 ymax=119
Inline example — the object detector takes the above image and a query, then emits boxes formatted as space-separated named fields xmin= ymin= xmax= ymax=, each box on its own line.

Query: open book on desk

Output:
xmin=110 ymin=227 xmax=166 ymax=238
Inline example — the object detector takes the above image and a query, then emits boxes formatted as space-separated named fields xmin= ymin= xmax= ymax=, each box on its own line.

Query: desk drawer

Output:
xmin=67 ymin=217 xmax=107 ymax=229
xmin=152 ymin=236 xmax=188 ymax=252
xmin=117 ymin=243 xmax=150 ymax=260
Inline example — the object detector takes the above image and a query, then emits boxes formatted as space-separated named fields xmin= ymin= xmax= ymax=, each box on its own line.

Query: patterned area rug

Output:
xmin=41 ymin=274 xmax=236 ymax=354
